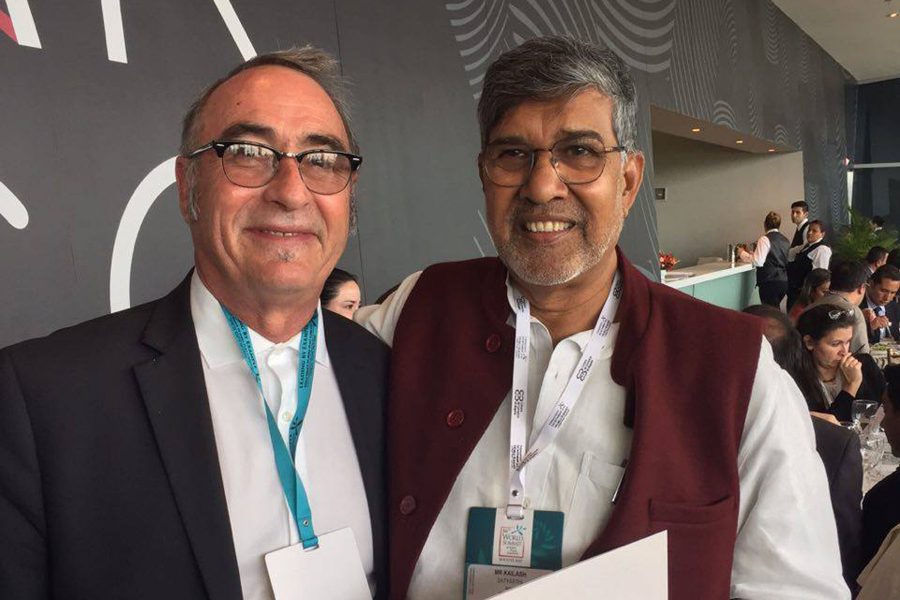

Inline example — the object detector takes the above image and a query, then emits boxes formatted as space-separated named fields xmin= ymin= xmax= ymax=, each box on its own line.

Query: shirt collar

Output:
xmin=502 ymin=274 xmax=617 ymax=357
xmin=190 ymin=271 xmax=329 ymax=369
xmin=766 ymin=228 xmax=779 ymax=234
xmin=798 ymin=218 xmax=808 ymax=228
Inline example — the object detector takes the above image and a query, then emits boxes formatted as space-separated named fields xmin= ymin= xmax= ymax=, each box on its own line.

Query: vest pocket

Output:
xmin=648 ymin=495 xmax=736 ymax=598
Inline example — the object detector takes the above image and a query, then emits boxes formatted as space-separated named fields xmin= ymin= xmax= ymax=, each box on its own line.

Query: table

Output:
xmin=663 ymin=262 xmax=758 ymax=311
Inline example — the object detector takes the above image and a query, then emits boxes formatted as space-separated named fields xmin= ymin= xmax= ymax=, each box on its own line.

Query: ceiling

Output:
xmin=650 ymin=106 xmax=794 ymax=154
xmin=772 ymin=0 xmax=900 ymax=83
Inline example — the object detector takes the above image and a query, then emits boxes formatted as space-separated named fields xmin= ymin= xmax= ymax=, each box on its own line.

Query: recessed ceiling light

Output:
xmin=736 ymin=139 xmax=744 ymax=144
xmin=691 ymin=127 xmax=701 ymax=133
xmin=768 ymin=148 xmax=776 ymax=153
xmin=889 ymin=12 xmax=899 ymax=18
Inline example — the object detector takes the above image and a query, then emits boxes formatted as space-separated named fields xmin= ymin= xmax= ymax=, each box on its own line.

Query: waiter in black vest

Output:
xmin=790 ymin=200 xmax=810 ymax=248
xmin=739 ymin=211 xmax=790 ymax=307
xmin=788 ymin=220 xmax=832 ymax=309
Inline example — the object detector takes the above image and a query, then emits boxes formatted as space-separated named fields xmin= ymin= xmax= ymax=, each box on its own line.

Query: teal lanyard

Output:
xmin=221 ymin=306 xmax=320 ymax=549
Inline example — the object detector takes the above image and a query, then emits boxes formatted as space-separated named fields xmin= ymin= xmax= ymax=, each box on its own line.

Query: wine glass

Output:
xmin=852 ymin=400 xmax=879 ymax=431
xmin=861 ymin=429 xmax=887 ymax=473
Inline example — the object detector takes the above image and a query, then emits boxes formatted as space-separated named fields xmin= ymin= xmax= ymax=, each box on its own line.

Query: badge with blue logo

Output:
xmin=464 ymin=507 xmax=564 ymax=599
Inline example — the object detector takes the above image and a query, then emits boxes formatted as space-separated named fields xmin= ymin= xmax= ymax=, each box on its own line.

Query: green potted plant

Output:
xmin=831 ymin=208 xmax=898 ymax=261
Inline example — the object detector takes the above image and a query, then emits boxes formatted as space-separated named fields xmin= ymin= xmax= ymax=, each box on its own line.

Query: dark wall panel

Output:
xmin=0 ymin=0 xmax=852 ymax=347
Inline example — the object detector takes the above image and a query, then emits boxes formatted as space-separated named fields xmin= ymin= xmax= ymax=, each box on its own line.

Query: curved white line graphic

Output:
xmin=0 ymin=180 xmax=29 ymax=229
xmin=109 ymin=157 xmax=177 ymax=312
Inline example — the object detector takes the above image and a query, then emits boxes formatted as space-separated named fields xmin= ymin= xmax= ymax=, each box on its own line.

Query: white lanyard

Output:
xmin=506 ymin=271 xmax=623 ymax=519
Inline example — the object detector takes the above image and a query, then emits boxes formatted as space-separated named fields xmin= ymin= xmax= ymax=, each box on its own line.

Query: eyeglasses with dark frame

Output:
xmin=828 ymin=309 xmax=853 ymax=320
xmin=187 ymin=140 xmax=363 ymax=195
xmin=481 ymin=139 xmax=625 ymax=187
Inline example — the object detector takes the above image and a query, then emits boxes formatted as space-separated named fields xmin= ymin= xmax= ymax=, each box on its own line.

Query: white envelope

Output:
xmin=489 ymin=531 xmax=668 ymax=599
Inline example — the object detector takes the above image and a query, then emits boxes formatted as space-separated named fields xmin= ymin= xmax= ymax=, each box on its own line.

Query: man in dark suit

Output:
xmin=790 ymin=200 xmax=810 ymax=248
xmin=862 ymin=365 xmax=900 ymax=568
xmin=0 ymin=47 xmax=388 ymax=599
xmin=813 ymin=418 xmax=864 ymax=591
xmin=861 ymin=264 xmax=900 ymax=344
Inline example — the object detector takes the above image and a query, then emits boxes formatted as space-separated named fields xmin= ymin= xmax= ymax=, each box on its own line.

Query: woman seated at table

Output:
xmin=789 ymin=268 xmax=831 ymax=322
xmin=796 ymin=303 xmax=885 ymax=422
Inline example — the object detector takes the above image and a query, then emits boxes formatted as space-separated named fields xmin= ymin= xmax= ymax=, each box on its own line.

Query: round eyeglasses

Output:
xmin=187 ymin=140 xmax=362 ymax=195
xmin=481 ymin=140 xmax=624 ymax=187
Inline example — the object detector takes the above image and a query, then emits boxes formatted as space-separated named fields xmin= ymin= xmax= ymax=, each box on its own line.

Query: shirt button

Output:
xmin=485 ymin=333 xmax=502 ymax=353
xmin=281 ymin=412 xmax=292 ymax=423
xmin=446 ymin=409 xmax=465 ymax=428
xmin=399 ymin=495 xmax=417 ymax=515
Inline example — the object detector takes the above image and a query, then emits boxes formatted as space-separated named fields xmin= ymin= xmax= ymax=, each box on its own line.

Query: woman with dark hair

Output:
xmin=744 ymin=303 xmax=864 ymax=591
xmin=789 ymin=268 xmax=831 ymax=322
xmin=320 ymin=268 xmax=361 ymax=319
xmin=744 ymin=304 xmax=830 ymax=413
xmin=796 ymin=304 xmax=885 ymax=422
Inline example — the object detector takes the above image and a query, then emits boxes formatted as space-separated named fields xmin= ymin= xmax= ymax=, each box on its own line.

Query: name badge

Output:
xmin=464 ymin=507 xmax=564 ymax=600
xmin=265 ymin=527 xmax=371 ymax=599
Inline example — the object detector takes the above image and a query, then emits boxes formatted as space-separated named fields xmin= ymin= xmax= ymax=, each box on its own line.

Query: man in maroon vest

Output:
xmin=357 ymin=36 xmax=847 ymax=600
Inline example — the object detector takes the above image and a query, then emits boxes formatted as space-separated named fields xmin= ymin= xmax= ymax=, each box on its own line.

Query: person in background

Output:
xmin=738 ymin=211 xmax=789 ymax=308
xmin=806 ymin=259 xmax=871 ymax=354
xmin=322 ymin=268 xmax=362 ymax=319
xmin=887 ymin=247 xmax=900 ymax=270
xmin=789 ymin=268 xmax=831 ymax=322
xmin=796 ymin=304 xmax=885 ymax=422
xmin=871 ymin=216 xmax=885 ymax=233
xmin=788 ymin=220 xmax=831 ymax=309
xmin=861 ymin=364 xmax=900 ymax=568
xmin=864 ymin=246 xmax=888 ymax=276
xmin=790 ymin=200 xmax=810 ymax=249
xmin=743 ymin=304 xmax=863 ymax=591
xmin=860 ymin=264 xmax=900 ymax=344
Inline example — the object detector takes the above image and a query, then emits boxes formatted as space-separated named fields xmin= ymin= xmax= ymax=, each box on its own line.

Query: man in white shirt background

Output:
xmin=788 ymin=219 xmax=833 ymax=309
xmin=358 ymin=35 xmax=847 ymax=600
xmin=0 ymin=47 xmax=389 ymax=600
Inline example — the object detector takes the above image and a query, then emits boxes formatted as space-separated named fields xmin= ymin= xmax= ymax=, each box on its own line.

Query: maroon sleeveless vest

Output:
xmin=388 ymin=249 xmax=762 ymax=599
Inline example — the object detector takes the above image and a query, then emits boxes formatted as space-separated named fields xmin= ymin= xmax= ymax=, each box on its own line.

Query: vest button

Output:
xmin=399 ymin=495 xmax=417 ymax=515
xmin=446 ymin=409 xmax=465 ymax=428
xmin=485 ymin=333 xmax=502 ymax=353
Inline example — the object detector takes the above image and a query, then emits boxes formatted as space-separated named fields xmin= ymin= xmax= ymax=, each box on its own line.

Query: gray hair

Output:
xmin=179 ymin=45 xmax=357 ymax=156
xmin=180 ymin=45 xmax=358 ymax=231
xmin=478 ymin=36 xmax=639 ymax=152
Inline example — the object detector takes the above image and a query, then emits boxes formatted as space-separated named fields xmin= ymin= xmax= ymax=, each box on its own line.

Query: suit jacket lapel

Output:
xmin=134 ymin=275 xmax=242 ymax=600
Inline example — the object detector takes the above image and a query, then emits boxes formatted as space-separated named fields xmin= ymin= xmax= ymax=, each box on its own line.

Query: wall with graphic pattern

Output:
xmin=0 ymin=0 xmax=853 ymax=347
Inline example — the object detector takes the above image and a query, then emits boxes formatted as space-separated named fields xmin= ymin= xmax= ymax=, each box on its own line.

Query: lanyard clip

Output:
xmin=506 ymin=503 xmax=526 ymax=520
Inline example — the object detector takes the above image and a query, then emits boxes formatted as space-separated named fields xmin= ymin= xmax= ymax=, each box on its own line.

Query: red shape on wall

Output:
xmin=0 ymin=10 xmax=17 ymax=42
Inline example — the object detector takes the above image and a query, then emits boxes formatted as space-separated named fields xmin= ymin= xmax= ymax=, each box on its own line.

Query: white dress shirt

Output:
xmin=788 ymin=242 xmax=832 ymax=269
xmin=741 ymin=229 xmax=779 ymax=267
xmin=356 ymin=270 xmax=849 ymax=600
xmin=191 ymin=273 xmax=374 ymax=600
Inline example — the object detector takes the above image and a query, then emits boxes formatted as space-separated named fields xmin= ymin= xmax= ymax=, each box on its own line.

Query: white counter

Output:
xmin=663 ymin=262 xmax=754 ymax=289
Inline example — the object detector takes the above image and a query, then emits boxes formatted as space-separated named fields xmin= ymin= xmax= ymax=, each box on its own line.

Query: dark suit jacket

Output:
xmin=860 ymin=296 xmax=900 ymax=344
xmin=813 ymin=417 xmax=863 ymax=590
xmin=0 ymin=275 xmax=389 ymax=599
xmin=862 ymin=468 xmax=900 ymax=569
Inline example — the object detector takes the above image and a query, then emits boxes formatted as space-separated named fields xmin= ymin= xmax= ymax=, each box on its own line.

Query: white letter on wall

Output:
xmin=6 ymin=0 xmax=41 ymax=48
xmin=0 ymin=180 xmax=29 ymax=230
xmin=213 ymin=0 xmax=257 ymax=60
xmin=101 ymin=0 xmax=127 ymax=63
